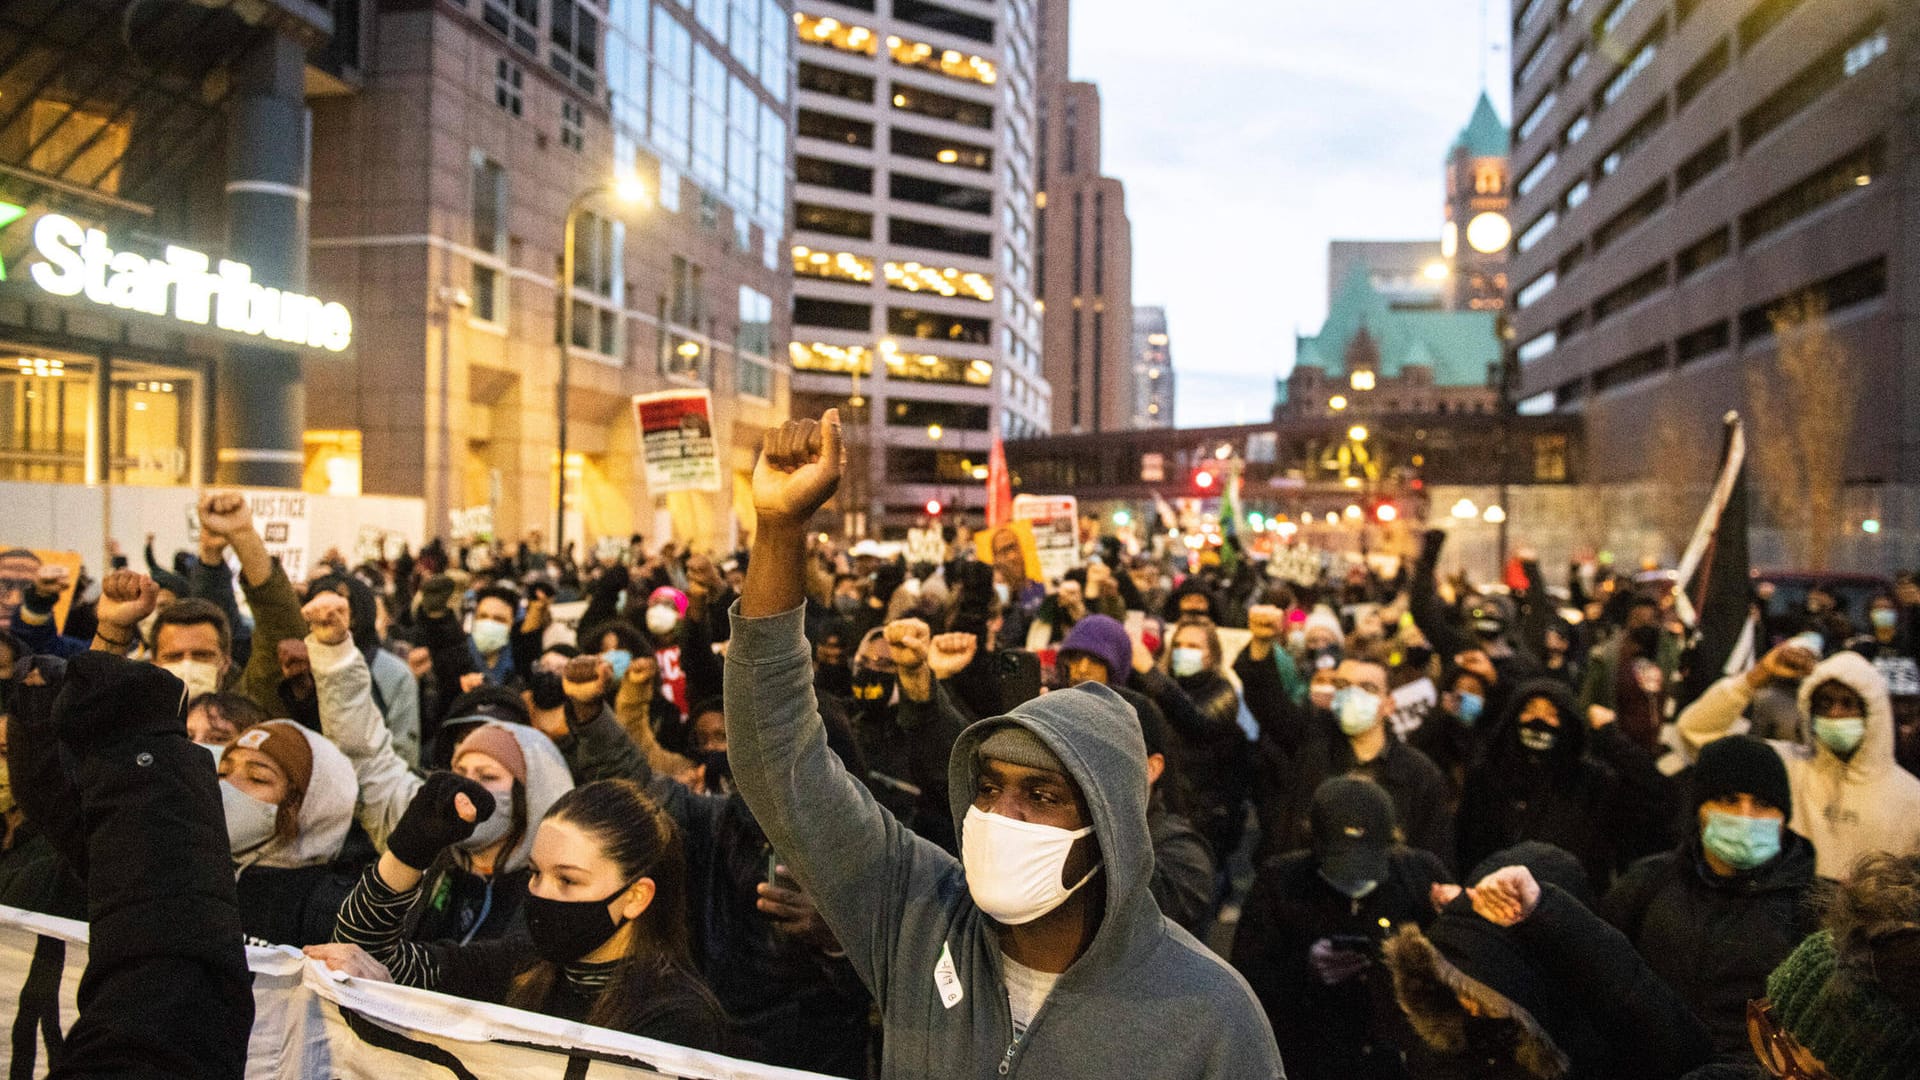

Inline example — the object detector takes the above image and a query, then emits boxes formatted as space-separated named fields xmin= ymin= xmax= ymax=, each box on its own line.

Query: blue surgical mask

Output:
xmin=1455 ymin=691 xmax=1485 ymax=726
xmin=602 ymin=649 xmax=633 ymax=682
xmin=1701 ymin=809 xmax=1782 ymax=872
xmin=1333 ymin=687 xmax=1382 ymax=737
xmin=1814 ymin=716 xmax=1866 ymax=757
xmin=1170 ymin=647 xmax=1206 ymax=678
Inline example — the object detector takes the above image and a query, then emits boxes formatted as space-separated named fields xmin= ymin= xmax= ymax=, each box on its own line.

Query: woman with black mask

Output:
xmin=308 ymin=776 xmax=730 ymax=1051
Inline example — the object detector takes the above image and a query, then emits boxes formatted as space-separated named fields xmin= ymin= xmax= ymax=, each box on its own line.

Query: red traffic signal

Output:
xmin=925 ymin=499 xmax=943 ymax=516
xmin=1375 ymin=503 xmax=1398 ymax=522
xmin=1193 ymin=469 xmax=1215 ymax=491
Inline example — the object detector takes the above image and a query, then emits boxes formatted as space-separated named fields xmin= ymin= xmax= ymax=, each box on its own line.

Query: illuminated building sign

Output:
xmin=2 ymin=207 xmax=352 ymax=352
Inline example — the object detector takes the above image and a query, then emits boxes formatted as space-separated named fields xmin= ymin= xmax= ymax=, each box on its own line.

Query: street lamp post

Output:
xmin=556 ymin=176 xmax=647 ymax=554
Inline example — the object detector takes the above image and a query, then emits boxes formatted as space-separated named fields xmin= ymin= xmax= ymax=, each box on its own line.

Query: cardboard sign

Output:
xmin=633 ymin=390 xmax=722 ymax=494
xmin=0 ymin=548 xmax=82 ymax=632
xmin=448 ymin=506 xmax=495 ymax=543
xmin=1012 ymin=494 xmax=1080 ymax=583
xmin=243 ymin=491 xmax=311 ymax=582
xmin=976 ymin=520 xmax=1043 ymax=583
xmin=906 ymin=527 xmax=946 ymax=566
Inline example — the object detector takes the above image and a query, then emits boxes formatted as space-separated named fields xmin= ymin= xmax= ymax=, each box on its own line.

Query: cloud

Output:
xmin=1068 ymin=0 xmax=1509 ymax=426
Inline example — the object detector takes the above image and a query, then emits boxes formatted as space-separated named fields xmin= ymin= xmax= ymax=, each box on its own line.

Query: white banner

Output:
xmin=0 ymin=905 xmax=828 ymax=1080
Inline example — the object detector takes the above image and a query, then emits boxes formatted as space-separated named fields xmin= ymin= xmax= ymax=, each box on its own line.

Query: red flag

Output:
xmin=986 ymin=437 xmax=1012 ymax=528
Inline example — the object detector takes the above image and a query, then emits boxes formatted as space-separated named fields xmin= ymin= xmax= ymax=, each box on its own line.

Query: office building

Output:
xmin=1035 ymin=0 xmax=1134 ymax=435
xmin=1506 ymin=0 xmax=1916 ymax=544
xmin=784 ymin=0 xmax=1048 ymax=535
xmin=1132 ymin=305 xmax=1174 ymax=428
xmin=308 ymin=0 xmax=795 ymax=548
xmin=0 ymin=0 xmax=355 ymax=497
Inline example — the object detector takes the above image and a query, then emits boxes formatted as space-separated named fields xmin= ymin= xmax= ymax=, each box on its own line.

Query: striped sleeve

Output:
xmin=333 ymin=865 xmax=442 ymax=989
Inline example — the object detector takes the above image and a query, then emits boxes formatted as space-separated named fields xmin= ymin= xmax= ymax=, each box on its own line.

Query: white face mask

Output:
xmin=471 ymin=618 xmax=511 ymax=656
xmin=456 ymin=798 xmax=516 ymax=852
xmin=161 ymin=659 xmax=222 ymax=700
xmin=645 ymin=605 xmax=680 ymax=637
xmin=995 ymin=582 xmax=1012 ymax=607
xmin=220 ymin=779 xmax=280 ymax=857
xmin=1170 ymin=647 xmax=1206 ymax=678
xmin=961 ymin=805 xmax=1100 ymax=926
xmin=1334 ymin=687 xmax=1384 ymax=737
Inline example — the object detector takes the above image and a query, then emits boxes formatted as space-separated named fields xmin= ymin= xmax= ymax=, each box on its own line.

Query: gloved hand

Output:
xmin=418 ymin=574 xmax=457 ymax=616
xmin=1421 ymin=528 xmax=1447 ymax=565
xmin=385 ymin=772 xmax=496 ymax=870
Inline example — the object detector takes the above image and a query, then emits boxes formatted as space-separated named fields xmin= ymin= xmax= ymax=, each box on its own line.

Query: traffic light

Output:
xmin=1193 ymin=468 xmax=1215 ymax=492
xmin=925 ymin=499 xmax=943 ymax=517
xmin=1375 ymin=502 xmax=1398 ymax=523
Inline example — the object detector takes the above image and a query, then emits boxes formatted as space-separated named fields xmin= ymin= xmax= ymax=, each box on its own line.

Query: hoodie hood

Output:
xmin=452 ymin=720 xmax=573 ymax=874
xmin=1489 ymin=678 xmax=1586 ymax=776
xmin=1057 ymin=615 xmax=1135 ymax=689
xmin=247 ymin=722 xmax=359 ymax=871
xmin=946 ymin=681 xmax=1160 ymax=971
xmin=1795 ymin=650 xmax=1897 ymax=777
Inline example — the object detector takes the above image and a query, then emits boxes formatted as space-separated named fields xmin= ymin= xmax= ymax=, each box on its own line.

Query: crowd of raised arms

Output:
xmin=5 ymin=411 xmax=1920 ymax=1079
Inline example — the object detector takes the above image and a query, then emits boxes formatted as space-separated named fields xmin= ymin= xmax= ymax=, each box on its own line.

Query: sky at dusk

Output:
xmin=1070 ymin=0 xmax=1512 ymax=427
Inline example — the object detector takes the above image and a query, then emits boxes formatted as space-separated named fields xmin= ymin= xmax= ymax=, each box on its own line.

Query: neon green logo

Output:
xmin=0 ymin=201 xmax=27 ymax=280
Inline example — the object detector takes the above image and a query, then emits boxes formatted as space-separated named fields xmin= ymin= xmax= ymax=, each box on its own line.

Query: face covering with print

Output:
xmin=470 ymin=618 xmax=511 ymax=656
xmin=455 ymin=793 xmax=516 ymax=852
xmin=1170 ymin=647 xmax=1206 ymax=679
xmin=962 ymin=805 xmax=1100 ymax=926
xmin=1333 ymin=687 xmax=1383 ymax=737
xmin=1814 ymin=715 xmax=1866 ymax=756
xmin=523 ymin=881 xmax=637 ymax=963
xmin=161 ymin=659 xmax=222 ymax=700
xmin=850 ymin=671 xmax=896 ymax=714
xmin=1518 ymin=718 xmax=1558 ymax=754
xmin=645 ymin=605 xmax=679 ymax=638
xmin=601 ymin=649 xmax=633 ymax=683
xmin=221 ymin=780 xmax=280 ymax=856
xmin=1701 ymin=810 xmax=1782 ymax=872
xmin=1455 ymin=691 xmax=1485 ymax=726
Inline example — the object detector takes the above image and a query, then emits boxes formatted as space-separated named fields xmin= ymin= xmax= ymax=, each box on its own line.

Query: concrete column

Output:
xmin=215 ymin=31 xmax=309 ymax=489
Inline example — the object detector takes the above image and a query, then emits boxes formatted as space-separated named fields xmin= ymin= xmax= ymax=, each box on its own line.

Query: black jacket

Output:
xmin=1602 ymin=832 xmax=1818 ymax=1055
xmin=235 ymin=861 xmax=360 ymax=947
xmin=1457 ymin=680 xmax=1675 ymax=889
xmin=1147 ymin=797 xmax=1216 ymax=938
xmin=1232 ymin=847 xmax=1449 ymax=1080
xmin=1250 ymin=704 xmax=1454 ymax=870
xmin=1170 ymin=667 xmax=1253 ymax=860
xmin=1387 ymin=843 xmax=1712 ymax=1080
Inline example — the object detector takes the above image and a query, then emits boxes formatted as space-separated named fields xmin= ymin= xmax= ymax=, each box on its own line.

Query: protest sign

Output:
xmin=0 ymin=904 xmax=830 ymax=1080
xmin=634 ymin=390 xmax=723 ymax=494
xmin=906 ymin=527 xmax=946 ymax=566
xmin=975 ymin=519 xmax=1043 ymax=583
xmin=1011 ymin=495 xmax=1080 ymax=583
xmin=241 ymin=491 xmax=312 ymax=581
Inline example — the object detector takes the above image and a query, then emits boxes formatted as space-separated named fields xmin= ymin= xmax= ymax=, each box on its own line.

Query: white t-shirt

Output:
xmin=1002 ymin=953 xmax=1062 ymax=1039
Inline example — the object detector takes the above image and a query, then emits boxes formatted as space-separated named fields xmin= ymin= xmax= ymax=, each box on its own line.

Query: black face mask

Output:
xmin=1517 ymin=718 xmax=1558 ymax=755
xmin=850 ymin=672 xmax=896 ymax=713
xmin=523 ymin=881 xmax=637 ymax=964
xmin=696 ymin=748 xmax=731 ymax=792
xmin=815 ymin=663 xmax=853 ymax=699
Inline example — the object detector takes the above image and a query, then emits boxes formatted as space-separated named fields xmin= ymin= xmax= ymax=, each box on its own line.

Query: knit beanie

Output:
xmin=231 ymin=721 xmax=315 ymax=797
xmin=1694 ymin=734 xmax=1793 ymax=823
xmin=649 ymin=586 xmax=689 ymax=615
xmin=1767 ymin=930 xmax=1920 ymax=1080
xmin=978 ymin=724 xmax=1065 ymax=775
xmin=1057 ymin=614 xmax=1135 ymax=688
xmin=454 ymin=723 xmax=528 ymax=785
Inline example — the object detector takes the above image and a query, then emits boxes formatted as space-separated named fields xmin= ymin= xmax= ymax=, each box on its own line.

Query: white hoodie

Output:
xmin=1678 ymin=650 xmax=1920 ymax=878
xmin=243 ymin=721 xmax=359 ymax=871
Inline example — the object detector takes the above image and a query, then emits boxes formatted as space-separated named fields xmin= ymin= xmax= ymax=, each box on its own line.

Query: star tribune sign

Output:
xmin=0 ymin=203 xmax=352 ymax=352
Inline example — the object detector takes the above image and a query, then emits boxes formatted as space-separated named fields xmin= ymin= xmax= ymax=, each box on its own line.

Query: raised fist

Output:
xmin=197 ymin=491 xmax=254 ymax=539
xmin=1247 ymin=604 xmax=1284 ymax=643
xmin=32 ymin=564 xmax=70 ymax=599
xmin=562 ymin=654 xmax=611 ymax=704
xmin=96 ymin=571 xmax=158 ymax=630
xmin=927 ymin=632 xmax=979 ymax=681
xmin=885 ymin=618 xmax=931 ymax=672
xmin=302 ymin=591 xmax=352 ymax=647
xmin=752 ymin=410 xmax=844 ymax=528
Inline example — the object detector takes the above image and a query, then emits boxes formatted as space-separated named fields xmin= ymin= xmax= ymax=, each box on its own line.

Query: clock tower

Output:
xmin=1442 ymin=93 xmax=1510 ymax=312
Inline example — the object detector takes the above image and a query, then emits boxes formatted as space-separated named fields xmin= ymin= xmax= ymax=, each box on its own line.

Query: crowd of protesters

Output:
xmin=4 ymin=410 xmax=1920 ymax=1078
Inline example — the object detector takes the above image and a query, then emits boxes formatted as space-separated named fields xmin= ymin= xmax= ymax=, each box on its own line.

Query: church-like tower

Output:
xmin=1441 ymin=93 xmax=1511 ymax=312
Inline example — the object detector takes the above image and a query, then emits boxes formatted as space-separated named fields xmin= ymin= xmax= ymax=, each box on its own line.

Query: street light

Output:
xmin=556 ymin=174 xmax=650 ymax=553
xmin=1348 ymin=425 xmax=1369 ymax=442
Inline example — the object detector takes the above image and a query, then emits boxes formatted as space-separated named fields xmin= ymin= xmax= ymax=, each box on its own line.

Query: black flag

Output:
xmin=1675 ymin=413 xmax=1752 ymax=709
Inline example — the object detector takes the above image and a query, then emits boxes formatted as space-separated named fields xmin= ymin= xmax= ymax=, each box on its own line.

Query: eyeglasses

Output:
xmin=1747 ymin=999 xmax=1836 ymax=1080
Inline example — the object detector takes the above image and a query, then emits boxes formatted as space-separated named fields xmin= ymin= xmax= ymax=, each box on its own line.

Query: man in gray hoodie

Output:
xmin=726 ymin=409 xmax=1283 ymax=1079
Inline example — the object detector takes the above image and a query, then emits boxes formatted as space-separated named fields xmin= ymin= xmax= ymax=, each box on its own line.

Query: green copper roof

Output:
xmin=1290 ymin=264 xmax=1498 ymax=389
xmin=1451 ymin=92 xmax=1508 ymax=158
